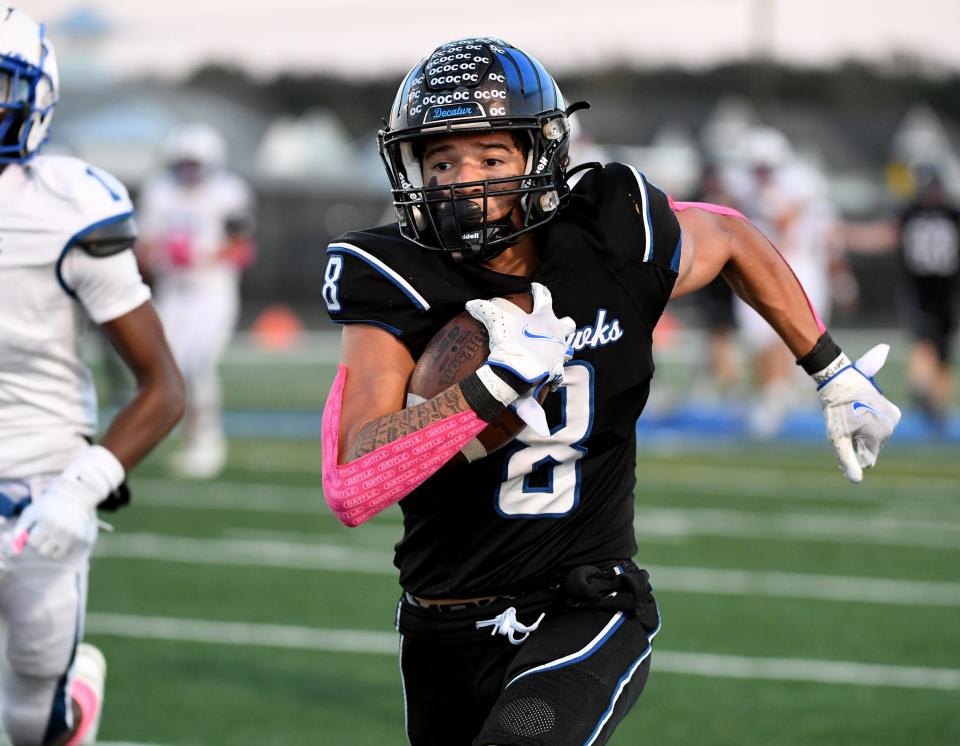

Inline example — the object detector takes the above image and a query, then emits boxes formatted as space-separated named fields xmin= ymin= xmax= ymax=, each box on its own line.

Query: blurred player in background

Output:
xmin=689 ymin=162 xmax=743 ymax=400
xmin=896 ymin=165 xmax=959 ymax=428
xmin=0 ymin=5 xmax=185 ymax=744
xmin=136 ymin=123 xmax=256 ymax=479
xmin=732 ymin=127 xmax=846 ymax=436
xmin=319 ymin=37 xmax=901 ymax=745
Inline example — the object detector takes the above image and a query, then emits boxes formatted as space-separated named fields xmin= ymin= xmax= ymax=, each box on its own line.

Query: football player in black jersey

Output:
xmin=897 ymin=165 xmax=960 ymax=429
xmin=320 ymin=37 xmax=901 ymax=746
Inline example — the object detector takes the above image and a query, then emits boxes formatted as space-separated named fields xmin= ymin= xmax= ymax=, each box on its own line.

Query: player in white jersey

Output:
xmin=732 ymin=128 xmax=841 ymax=436
xmin=0 ymin=6 xmax=185 ymax=744
xmin=137 ymin=123 xmax=256 ymax=479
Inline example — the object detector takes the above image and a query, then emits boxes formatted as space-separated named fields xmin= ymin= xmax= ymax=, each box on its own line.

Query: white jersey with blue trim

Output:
xmin=0 ymin=155 xmax=150 ymax=479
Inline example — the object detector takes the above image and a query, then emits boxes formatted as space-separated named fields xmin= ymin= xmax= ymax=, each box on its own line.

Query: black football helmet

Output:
xmin=379 ymin=37 xmax=586 ymax=261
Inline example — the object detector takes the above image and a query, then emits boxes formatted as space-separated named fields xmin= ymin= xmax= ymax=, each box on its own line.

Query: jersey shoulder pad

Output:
xmin=73 ymin=214 xmax=138 ymax=257
xmin=33 ymin=155 xmax=133 ymax=216
xmin=323 ymin=225 xmax=433 ymax=335
xmin=43 ymin=157 xmax=136 ymax=257
xmin=31 ymin=156 xmax=135 ymax=255
xmin=578 ymin=162 xmax=682 ymax=272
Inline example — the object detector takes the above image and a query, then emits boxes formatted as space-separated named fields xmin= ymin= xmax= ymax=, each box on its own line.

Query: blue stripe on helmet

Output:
xmin=496 ymin=47 xmax=522 ymax=104
xmin=499 ymin=45 xmax=560 ymax=113
xmin=527 ymin=55 xmax=558 ymax=110
xmin=501 ymin=47 xmax=539 ymax=107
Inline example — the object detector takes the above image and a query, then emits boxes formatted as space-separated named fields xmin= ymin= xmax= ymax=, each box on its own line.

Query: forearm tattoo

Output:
xmin=347 ymin=386 xmax=469 ymax=461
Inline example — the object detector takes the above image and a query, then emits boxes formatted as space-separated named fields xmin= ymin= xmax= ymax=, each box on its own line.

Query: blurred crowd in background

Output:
xmin=44 ymin=5 xmax=958 ymax=470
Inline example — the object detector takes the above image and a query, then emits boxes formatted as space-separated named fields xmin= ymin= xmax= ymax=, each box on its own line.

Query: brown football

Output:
xmin=408 ymin=292 xmax=543 ymax=464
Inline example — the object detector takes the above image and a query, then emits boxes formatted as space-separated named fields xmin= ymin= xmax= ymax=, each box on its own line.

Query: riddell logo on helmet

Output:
xmin=425 ymin=104 xmax=483 ymax=122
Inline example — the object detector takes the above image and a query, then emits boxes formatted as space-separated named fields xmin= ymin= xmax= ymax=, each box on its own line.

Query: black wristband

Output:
xmin=797 ymin=332 xmax=843 ymax=375
xmin=489 ymin=366 xmax=533 ymax=396
xmin=460 ymin=372 xmax=507 ymax=423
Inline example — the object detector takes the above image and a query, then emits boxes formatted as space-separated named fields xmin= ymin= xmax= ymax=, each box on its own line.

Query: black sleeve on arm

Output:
xmin=74 ymin=216 xmax=139 ymax=257
xmin=323 ymin=244 xmax=438 ymax=356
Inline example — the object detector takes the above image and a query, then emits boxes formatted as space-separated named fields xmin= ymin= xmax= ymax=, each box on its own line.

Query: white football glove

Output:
xmin=466 ymin=282 xmax=575 ymax=436
xmin=10 ymin=445 xmax=124 ymax=560
xmin=816 ymin=344 xmax=902 ymax=483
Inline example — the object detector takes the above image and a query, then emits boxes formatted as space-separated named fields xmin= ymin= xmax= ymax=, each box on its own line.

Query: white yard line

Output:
xmin=134 ymin=480 xmax=327 ymax=514
xmin=131 ymin=481 xmax=960 ymax=550
xmin=95 ymin=533 xmax=395 ymax=574
xmin=93 ymin=533 xmax=960 ymax=607
xmin=633 ymin=464 xmax=960 ymax=500
xmin=643 ymin=565 xmax=960 ymax=607
xmin=85 ymin=612 xmax=960 ymax=692
xmin=136 ymin=465 xmax=960 ymax=510
xmin=633 ymin=507 xmax=960 ymax=549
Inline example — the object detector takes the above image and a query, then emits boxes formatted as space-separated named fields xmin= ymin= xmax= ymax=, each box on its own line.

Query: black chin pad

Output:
xmin=434 ymin=197 xmax=484 ymax=253
xmin=424 ymin=177 xmax=519 ymax=260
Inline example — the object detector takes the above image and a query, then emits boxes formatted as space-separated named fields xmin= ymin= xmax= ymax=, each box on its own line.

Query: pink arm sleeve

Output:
xmin=321 ymin=365 xmax=488 ymax=527
xmin=670 ymin=198 xmax=826 ymax=335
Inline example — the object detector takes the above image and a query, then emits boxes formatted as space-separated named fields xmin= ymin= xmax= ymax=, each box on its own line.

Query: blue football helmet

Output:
xmin=379 ymin=37 xmax=586 ymax=261
xmin=0 ymin=3 xmax=58 ymax=164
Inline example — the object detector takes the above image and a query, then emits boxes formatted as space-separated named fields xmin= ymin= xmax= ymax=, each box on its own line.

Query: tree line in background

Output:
xmin=187 ymin=57 xmax=960 ymax=139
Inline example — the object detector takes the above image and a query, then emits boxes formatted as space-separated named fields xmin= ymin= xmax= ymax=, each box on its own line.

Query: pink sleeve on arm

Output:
xmin=321 ymin=365 xmax=488 ymax=527
xmin=669 ymin=198 xmax=747 ymax=220
xmin=669 ymin=197 xmax=827 ymax=334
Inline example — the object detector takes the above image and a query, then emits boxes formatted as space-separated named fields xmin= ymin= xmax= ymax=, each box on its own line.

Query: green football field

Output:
xmin=84 ymin=333 xmax=960 ymax=745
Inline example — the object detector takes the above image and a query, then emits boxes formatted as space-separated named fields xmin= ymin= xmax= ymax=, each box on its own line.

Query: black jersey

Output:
xmin=899 ymin=204 xmax=960 ymax=295
xmin=323 ymin=163 xmax=681 ymax=597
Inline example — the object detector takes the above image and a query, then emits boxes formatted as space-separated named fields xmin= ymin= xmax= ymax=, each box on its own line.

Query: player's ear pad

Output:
xmin=563 ymin=564 xmax=659 ymax=631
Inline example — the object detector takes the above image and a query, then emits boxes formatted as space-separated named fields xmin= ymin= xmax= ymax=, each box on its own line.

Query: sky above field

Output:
xmin=25 ymin=0 xmax=960 ymax=79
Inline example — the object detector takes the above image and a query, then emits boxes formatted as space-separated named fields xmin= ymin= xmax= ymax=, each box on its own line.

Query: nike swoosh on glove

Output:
xmin=816 ymin=344 xmax=902 ymax=483
xmin=466 ymin=282 xmax=575 ymax=436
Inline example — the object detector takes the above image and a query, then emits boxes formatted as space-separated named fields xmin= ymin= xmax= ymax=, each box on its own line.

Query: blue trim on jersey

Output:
xmin=43 ymin=668 xmax=71 ymax=743
xmin=0 ymin=492 xmax=30 ymax=518
xmin=508 ymin=613 xmax=626 ymax=688
xmin=326 ymin=243 xmax=430 ymax=311
xmin=625 ymin=166 xmax=654 ymax=262
xmin=84 ymin=166 xmax=122 ymax=201
xmin=522 ymin=455 xmax=560 ymax=494
xmin=331 ymin=318 xmax=403 ymax=337
xmin=670 ymin=235 xmax=682 ymax=273
xmin=55 ymin=211 xmax=135 ymax=298
xmin=584 ymin=613 xmax=663 ymax=746
xmin=551 ymin=385 xmax=568 ymax=436
xmin=493 ymin=360 xmax=594 ymax=520
xmin=641 ymin=175 xmax=654 ymax=261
